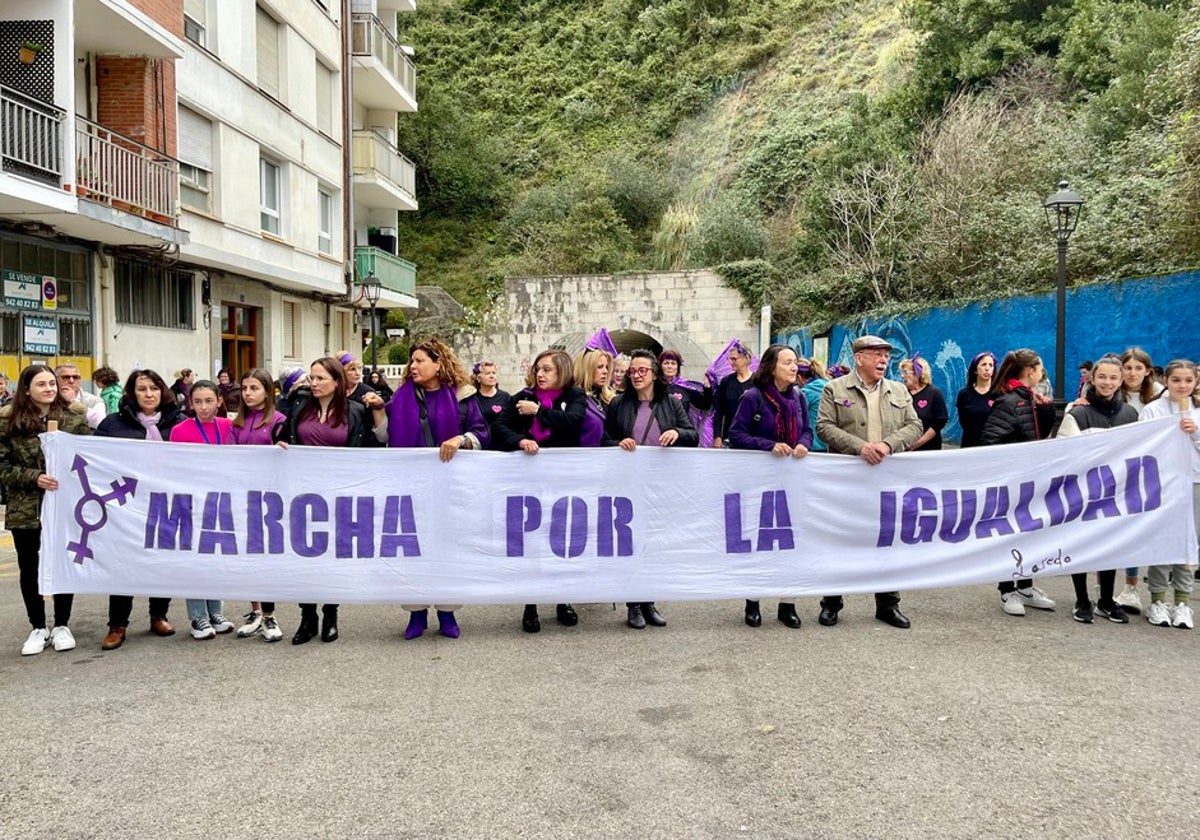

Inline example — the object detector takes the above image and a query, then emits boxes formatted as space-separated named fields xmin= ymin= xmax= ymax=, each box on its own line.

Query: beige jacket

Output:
xmin=817 ymin=373 xmax=922 ymax=456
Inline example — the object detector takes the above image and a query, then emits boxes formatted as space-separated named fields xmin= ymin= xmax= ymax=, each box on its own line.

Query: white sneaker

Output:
xmin=1015 ymin=586 xmax=1056 ymax=610
xmin=21 ymin=628 xmax=50 ymax=656
xmin=1001 ymin=592 xmax=1026 ymax=616
xmin=1146 ymin=600 xmax=1172 ymax=627
xmin=190 ymin=618 xmax=216 ymax=640
xmin=236 ymin=610 xmax=263 ymax=637
xmin=1114 ymin=584 xmax=1143 ymax=615
xmin=1170 ymin=602 xmax=1194 ymax=630
xmin=261 ymin=614 xmax=283 ymax=642
xmin=209 ymin=613 xmax=234 ymax=634
xmin=50 ymin=626 xmax=76 ymax=652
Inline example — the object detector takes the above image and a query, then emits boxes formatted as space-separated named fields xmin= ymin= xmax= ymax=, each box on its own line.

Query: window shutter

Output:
xmin=316 ymin=63 xmax=333 ymax=135
xmin=177 ymin=107 xmax=213 ymax=170
xmin=184 ymin=0 xmax=206 ymax=26
xmin=256 ymin=8 xmax=281 ymax=99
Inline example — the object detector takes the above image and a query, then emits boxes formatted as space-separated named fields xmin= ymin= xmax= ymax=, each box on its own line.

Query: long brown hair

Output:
xmin=8 ymin=364 xmax=73 ymax=436
xmin=1120 ymin=347 xmax=1158 ymax=405
xmin=994 ymin=349 xmax=1042 ymax=395
xmin=300 ymin=357 xmax=348 ymax=427
xmin=233 ymin=368 xmax=278 ymax=429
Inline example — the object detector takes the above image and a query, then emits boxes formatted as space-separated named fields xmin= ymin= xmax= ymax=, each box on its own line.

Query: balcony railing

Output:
xmin=356 ymin=245 xmax=416 ymax=298
xmin=75 ymin=116 xmax=179 ymax=222
xmin=352 ymin=129 xmax=416 ymax=199
xmin=350 ymin=13 xmax=417 ymax=101
xmin=1 ymin=86 xmax=64 ymax=185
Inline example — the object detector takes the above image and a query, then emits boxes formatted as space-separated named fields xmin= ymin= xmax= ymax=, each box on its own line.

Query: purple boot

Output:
xmin=404 ymin=609 xmax=428 ymax=640
xmin=437 ymin=610 xmax=460 ymax=639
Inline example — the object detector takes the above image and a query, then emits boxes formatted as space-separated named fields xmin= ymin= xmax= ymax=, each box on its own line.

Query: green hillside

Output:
xmin=395 ymin=0 xmax=1200 ymax=330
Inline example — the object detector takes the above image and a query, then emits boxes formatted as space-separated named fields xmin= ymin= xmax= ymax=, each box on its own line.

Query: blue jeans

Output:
xmin=186 ymin=599 xmax=223 ymax=624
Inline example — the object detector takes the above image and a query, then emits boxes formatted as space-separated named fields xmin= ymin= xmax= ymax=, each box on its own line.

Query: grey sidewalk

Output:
xmin=1 ymin=537 xmax=1197 ymax=839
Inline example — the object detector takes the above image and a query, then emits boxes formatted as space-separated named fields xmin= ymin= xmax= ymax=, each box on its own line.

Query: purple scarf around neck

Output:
xmin=387 ymin=380 xmax=460 ymax=448
xmin=530 ymin=388 xmax=563 ymax=443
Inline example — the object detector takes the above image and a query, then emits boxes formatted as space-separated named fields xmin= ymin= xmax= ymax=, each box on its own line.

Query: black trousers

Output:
xmin=299 ymin=603 xmax=338 ymax=619
xmin=15 ymin=528 xmax=73 ymax=629
xmin=820 ymin=592 xmax=900 ymax=610
xmin=1072 ymin=569 xmax=1116 ymax=604
xmin=108 ymin=595 xmax=172 ymax=628
xmin=997 ymin=579 xmax=1033 ymax=594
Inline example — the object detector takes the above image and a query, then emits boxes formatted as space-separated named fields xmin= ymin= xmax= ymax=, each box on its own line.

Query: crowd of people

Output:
xmin=3 ymin=336 xmax=1197 ymax=657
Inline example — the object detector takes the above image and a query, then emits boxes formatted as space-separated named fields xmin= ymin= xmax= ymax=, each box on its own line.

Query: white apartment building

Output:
xmin=0 ymin=0 xmax=418 ymax=385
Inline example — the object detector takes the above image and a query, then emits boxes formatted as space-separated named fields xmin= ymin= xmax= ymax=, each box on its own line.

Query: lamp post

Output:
xmin=1043 ymin=180 xmax=1083 ymax=405
xmin=362 ymin=272 xmax=382 ymax=371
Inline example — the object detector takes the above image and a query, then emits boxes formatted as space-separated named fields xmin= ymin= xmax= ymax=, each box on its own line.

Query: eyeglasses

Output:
xmin=59 ymin=375 xmax=81 ymax=381
xmin=628 ymin=367 xmax=654 ymax=377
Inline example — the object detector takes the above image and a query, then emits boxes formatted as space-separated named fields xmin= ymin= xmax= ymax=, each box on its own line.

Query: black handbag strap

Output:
xmin=415 ymin=388 xmax=436 ymax=448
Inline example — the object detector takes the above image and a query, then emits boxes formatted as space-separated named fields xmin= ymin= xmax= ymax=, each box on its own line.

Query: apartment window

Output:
xmin=114 ymin=259 xmax=196 ymax=330
xmin=318 ymin=189 xmax=334 ymax=254
xmin=58 ymin=316 xmax=93 ymax=356
xmin=0 ymin=313 xmax=18 ymax=352
xmin=282 ymin=300 xmax=300 ymax=358
xmin=184 ymin=0 xmax=206 ymax=47
xmin=256 ymin=6 xmax=282 ymax=100
xmin=316 ymin=62 xmax=334 ymax=136
xmin=178 ymin=107 xmax=214 ymax=213
xmin=260 ymin=157 xmax=282 ymax=235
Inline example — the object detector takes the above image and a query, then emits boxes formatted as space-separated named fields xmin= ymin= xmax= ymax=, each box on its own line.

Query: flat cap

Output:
xmin=852 ymin=335 xmax=893 ymax=352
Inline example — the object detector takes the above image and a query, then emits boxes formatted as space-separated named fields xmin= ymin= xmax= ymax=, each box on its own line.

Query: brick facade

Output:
xmin=128 ymin=0 xmax=184 ymax=37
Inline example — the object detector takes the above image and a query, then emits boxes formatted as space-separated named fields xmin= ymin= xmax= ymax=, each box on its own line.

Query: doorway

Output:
xmin=221 ymin=302 xmax=259 ymax=379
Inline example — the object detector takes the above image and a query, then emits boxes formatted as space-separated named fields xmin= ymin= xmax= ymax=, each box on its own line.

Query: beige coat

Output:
xmin=817 ymin=373 xmax=922 ymax=456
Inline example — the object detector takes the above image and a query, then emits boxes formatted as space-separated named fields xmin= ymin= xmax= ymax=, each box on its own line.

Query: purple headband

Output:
xmin=281 ymin=370 xmax=303 ymax=393
xmin=338 ymin=352 xmax=354 ymax=366
xmin=970 ymin=351 xmax=995 ymax=367
xmin=797 ymin=362 xmax=812 ymax=375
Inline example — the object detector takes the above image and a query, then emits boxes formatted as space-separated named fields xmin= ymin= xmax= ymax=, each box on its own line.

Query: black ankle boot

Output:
xmin=744 ymin=599 xmax=762 ymax=627
xmin=321 ymin=607 xmax=339 ymax=642
xmin=522 ymin=604 xmax=541 ymax=634
xmin=777 ymin=603 xmax=801 ymax=628
xmin=292 ymin=610 xmax=318 ymax=645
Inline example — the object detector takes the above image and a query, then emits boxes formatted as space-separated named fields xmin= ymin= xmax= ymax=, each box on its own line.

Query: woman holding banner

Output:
xmin=574 ymin=348 xmax=614 ymax=448
xmin=981 ymin=349 xmax=1058 ymax=618
xmin=729 ymin=344 xmax=813 ymax=629
xmin=369 ymin=338 xmax=487 ymax=641
xmin=493 ymin=349 xmax=587 ymax=633
xmin=1054 ymin=355 xmax=1137 ymax=624
xmin=1 ymin=365 xmax=91 ymax=655
xmin=230 ymin=368 xmax=289 ymax=643
xmin=603 ymin=349 xmax=698 ymax=628
xmin=279 ymin=357 xmax=371 ymax=645
xmin=96 ymin=369 xmax=187 ymax=650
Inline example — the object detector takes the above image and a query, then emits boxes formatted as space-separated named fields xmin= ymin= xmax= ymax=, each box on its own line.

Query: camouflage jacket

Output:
xmin=0 ymin=403 xmax=91 ymax=529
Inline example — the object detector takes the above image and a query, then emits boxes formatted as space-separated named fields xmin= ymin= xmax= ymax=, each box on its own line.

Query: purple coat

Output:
xmin=729 ymin=386 xmax=813 ymax=452
xmin=229 ymin=409 xmax=286 ymax=445
xmin=386 ymin=381 xmax=489 ymax=449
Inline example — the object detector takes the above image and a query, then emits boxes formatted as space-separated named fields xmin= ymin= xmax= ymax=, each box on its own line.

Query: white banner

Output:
xmin=39 ymin=419 xmax=1196 ymax=603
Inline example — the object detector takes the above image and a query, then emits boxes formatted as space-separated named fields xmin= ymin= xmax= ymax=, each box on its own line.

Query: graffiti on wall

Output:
xmin=777 ymin=270 xmax=1200 ymax=445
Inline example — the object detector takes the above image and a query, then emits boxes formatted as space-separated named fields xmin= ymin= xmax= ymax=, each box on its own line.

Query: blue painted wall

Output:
xmin=775 ymin=270 xmax=1200 ymax=445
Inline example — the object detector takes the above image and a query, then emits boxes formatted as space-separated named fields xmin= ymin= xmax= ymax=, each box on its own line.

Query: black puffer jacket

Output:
xmin=980 ymin=385 xmax=1057 ymax=445
xmin=96 ymin=398 xmax=186 ymax=440
xmin=491 ymin=386 xmax=586 ymax=450
xmin=601 ymin=391 xmax=699 ymax=447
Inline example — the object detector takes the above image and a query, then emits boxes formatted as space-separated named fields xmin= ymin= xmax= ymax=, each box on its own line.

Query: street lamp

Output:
xmin=361 ymin=272 xmax=382 ymax=371
xmin=1043 ymin=180 xmax=1083 ymax=405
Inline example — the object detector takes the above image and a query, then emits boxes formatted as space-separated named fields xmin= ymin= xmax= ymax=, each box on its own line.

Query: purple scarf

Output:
xmin=530 ymin=388 xmax=562 ymax=443
xmin=387 ymin=381 xmax=461 ymax=448
xmin=761 ymin=382 xmax=799 ymax=447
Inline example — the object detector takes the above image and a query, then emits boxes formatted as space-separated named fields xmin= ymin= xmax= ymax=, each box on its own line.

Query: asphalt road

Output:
xmin=1 ymin=536 xmax=1198 ymax=839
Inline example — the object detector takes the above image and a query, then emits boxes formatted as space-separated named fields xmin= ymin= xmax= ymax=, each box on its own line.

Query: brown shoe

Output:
xmin=101 ymin=626 xmax=127 ymax=650
xmin=149 ymin=616 xmax=175 ymax=637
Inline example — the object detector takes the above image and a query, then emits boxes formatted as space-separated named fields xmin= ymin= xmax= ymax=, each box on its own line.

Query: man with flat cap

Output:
xmin=816 ymin=335 xmax=923 ymax=628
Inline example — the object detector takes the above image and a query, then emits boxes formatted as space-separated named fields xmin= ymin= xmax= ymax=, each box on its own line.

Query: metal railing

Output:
xmin=75 ymin=116 xmax=179 ymax=221
xmin=0 ymin=86 xmax=64 ymax=184
xmin=356 ymin=245 xmax=416 ymax=297
xmin=352 ymin=129 xmax=416 ymax=199
xmin=350 ymin=13 xmax=417 ymax=101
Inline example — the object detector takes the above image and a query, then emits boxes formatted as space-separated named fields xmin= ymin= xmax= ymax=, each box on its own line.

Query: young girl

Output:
xmin=1138 ymin=360 xmax=1200 ymax=630
xmin=0 ymin=365 xmax=91 ymax=655
xmin=1114 ymin=348 xmax=1167 ymax=613
xmin=1055 ymin=355 xmax=1139 ymax=623
xmin=230 ymin=368 xmax=288 ymax=642
xmin=169 ymin=381 xmax=235 ymax=640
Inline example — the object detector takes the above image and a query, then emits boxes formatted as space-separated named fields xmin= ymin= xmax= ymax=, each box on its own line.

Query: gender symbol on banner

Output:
xmin=66 ymin=454 xmax=138 ymax=564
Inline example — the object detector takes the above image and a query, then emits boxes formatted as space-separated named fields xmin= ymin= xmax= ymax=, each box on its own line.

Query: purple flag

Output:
xmin=584 ymin=328 xmax=618 ymax=357
xmin=705 ymin=338 xmax=759 ymax=389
